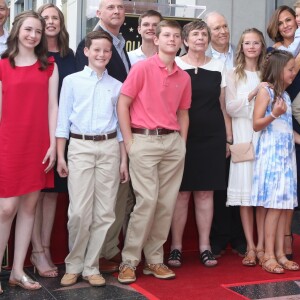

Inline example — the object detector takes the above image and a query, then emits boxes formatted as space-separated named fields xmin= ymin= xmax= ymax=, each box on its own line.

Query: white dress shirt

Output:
xmin=56 ymin=66 xmax=123 ymax=141
xmin=128 ymin=46 xmax=147 ymax=66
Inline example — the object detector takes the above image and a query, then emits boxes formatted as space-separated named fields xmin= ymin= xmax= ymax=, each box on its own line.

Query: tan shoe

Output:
xmin=60 ymin=273 xmax=80 ymax=286
xmin=143 ymin=263 xmax=175 ymax=279
xmin=118 ymin=263 xmax=136 ymax=284
xmin=82 ymin=274 xmax=106 ymax=287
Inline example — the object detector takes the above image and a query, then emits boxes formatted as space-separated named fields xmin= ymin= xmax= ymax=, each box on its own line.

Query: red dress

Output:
xmin=0 ymin=57 xmax=54 ymax=197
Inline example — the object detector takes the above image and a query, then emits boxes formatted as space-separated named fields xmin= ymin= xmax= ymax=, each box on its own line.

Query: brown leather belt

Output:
xmin=70 ymin=132 xmax=117 ymax=141
xmin=131 ymin=128 xmax=177 ymax=135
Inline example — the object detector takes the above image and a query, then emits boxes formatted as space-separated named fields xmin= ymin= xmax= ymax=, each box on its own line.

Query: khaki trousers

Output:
xmin=100 ymin=181 xmax=134 ymax=259
xmin=122 ymin=132 xmax=185 ymax=266
xmin=65 ymin=138 xmax=120 ymax=276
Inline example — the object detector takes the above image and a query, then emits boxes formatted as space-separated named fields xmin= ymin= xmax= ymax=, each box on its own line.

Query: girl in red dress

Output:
xmin=0 ymin=10 xmax=58 ymax=293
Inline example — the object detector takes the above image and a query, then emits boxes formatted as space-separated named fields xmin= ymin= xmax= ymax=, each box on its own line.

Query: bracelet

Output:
xmin=270 ymin=112 xmax=279 ymax=119
xmin=226 ymin=140 xmax=233 ymax=145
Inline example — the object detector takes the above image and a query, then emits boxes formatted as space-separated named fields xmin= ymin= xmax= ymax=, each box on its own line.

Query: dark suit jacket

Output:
xmin=75 ymin=25 xmax=131 ymax=83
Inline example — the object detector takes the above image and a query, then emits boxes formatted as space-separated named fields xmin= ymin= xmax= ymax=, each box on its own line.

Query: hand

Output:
xmin=119 ymin=161 xmax=129 ymax=183
xmin=272 ymin=97 xmax=287 ymax=117
xmin=226 ymin=143 xmax=231 ymax=158
xmin=249 ymin=82 xmax=269 ymax=101
xmin=43 ymin=146 xmax=56 ymax=173
xmin=57 ymin=158 xmax=69 ymax=177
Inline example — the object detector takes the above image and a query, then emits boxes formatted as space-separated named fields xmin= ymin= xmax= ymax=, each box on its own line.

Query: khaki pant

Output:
xmin=65 ymin=138 xmax=120 ymax=276
xmin=100 ymin=181 xmax=134 ymax=259
xmin=122 ymin=132 xmax=185 ymax=266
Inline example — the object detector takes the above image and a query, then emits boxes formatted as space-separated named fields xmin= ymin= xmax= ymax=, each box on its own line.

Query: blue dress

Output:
xmin=251 ymin=87 xmax=297 ymax=209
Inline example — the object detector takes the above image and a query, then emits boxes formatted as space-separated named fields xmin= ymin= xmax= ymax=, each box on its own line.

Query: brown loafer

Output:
xmin=99 ymin=258 xmax=119 ymax=273
xmin=60 ymin=273 xmax=80 ymax=286
xmin=82 ymin=274 xmax=106 ymax=287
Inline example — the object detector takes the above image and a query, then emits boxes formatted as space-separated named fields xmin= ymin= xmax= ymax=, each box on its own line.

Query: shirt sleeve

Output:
xmin=178 ymin=74 xmax=192 ymax=110
xmin=225 ymin=69 xmax=253 ymax=119
xmin=277 ymin=27 xmax=300 ymax=57
xmin=120 ymin=63 xmax=144 ymax=100
xmin=55 ymin=76 xmax=74 ymax=139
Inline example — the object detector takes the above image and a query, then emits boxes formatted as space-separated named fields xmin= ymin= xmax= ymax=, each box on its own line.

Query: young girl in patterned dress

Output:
xmin=251 ymin=50 xmax=299 ymax=274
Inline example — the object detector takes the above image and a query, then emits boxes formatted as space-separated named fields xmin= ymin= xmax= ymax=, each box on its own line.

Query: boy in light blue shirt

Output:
xmin=56 ymin=30 xmax=128 ymax=288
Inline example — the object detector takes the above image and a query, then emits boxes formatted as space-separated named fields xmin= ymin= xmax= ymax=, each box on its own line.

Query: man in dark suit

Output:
xmin=75 ymin=0 xmax=133 ymax=273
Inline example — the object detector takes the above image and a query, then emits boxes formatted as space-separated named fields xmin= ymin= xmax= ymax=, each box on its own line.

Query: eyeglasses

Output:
xmin=243 ymin=41 xmax=261 ymax=47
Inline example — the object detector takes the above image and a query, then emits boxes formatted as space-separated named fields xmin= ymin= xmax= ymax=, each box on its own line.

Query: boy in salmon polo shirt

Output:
xmin=117 ymin=19 xmax=191 ymax=284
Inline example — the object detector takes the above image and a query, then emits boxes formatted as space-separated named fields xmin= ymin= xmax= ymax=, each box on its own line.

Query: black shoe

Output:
xmin=232 ymin=243 xmax=247 ymax=257
xmin=211 ymin=244 xmax=226 ymax=258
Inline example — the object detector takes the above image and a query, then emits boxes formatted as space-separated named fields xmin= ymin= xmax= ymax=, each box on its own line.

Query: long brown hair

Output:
xmin=2 ymin=10 xmax=49 ymax=70
xmin=37 ymin=3 xmax=70 ymax=57
xmin=262 ymin=49 xmax=293 ymax=106
xmin=267 ymin=5 xmax=296 ymax=42
xmin=234 ymin=28 xmax=266 ymax=82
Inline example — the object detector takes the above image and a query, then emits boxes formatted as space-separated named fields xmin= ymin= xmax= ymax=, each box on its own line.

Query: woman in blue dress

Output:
xmin=251 ymin=50 xmax=298 ymax=274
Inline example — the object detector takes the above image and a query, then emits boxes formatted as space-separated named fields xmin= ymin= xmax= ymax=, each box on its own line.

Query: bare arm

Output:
xmin=119 ymin=141 xmax=129 ymax=183
xmin=56 ymin=137 xmax=68 ymax=177
xmin=43 ymin=63 xmax=59 ymax=173
xmin=117 ymin=94 xmax=134 ymax=152
xmin=253 ymin=87 xmax=286 ymax=131
xmin=177 ymin=109 xmax=189 ymax=142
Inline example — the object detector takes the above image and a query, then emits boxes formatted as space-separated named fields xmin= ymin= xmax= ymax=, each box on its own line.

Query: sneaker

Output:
xmin=118 ymin=262 xmax=136 ymax=284
xmin=143 ymin=263 xmax=175 ymax=279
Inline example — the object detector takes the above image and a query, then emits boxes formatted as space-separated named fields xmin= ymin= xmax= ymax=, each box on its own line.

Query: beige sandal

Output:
xmin=256 ymin=248 xmax=265 ymax=266
xmin=261 ymin=256 xmax=284 ymax=274
xmin=242 ymin=249 xmax=256 ymax=266
xmin=277 ymin=254 xmax=299 ymax=271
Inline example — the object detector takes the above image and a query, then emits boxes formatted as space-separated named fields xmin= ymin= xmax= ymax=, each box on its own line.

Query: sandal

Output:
xmin=284 ymin=234 xmax=294 ymax=260
xmin=277 ymin=254 xmax=299 ymax=271
xmin=261 ymin=256 xmax=284 ymax=274
xmin=200 ymin=250 xmax=217 ymax=267
xmin=9 ymin=274 xmax=41 ymax=290
xmin=43 ymin=245 xmax=58 ymax=271
xmin=256 ymin=248 xmax=265 ymax=266
xmin=167 ymin=249 xmax=182 ymax=267
xmin=242 ymin=249 xmax=256 ymax=267
xmin=30 ymin=251 xmax=58 ymax=278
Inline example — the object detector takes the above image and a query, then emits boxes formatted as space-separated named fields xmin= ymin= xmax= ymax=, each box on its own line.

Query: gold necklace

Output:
xmin=186 ymin=54 xmax=207 ymax=74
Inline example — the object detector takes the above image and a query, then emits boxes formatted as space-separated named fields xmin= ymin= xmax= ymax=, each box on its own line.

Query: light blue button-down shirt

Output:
xmin=56 ymin=66 xmax=123 ymax=141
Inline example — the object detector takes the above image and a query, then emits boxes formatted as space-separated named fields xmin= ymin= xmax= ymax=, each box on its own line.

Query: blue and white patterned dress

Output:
xmin=251 ymin=87 xmax=297 ymax=209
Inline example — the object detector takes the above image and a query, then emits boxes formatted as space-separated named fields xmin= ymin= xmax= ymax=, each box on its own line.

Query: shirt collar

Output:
xmin=99 ymin=23 xmax=125 ymax=49
xmin=83 ymin=65 xmax=108 ymax=79
xmin=135 ymin=46 xmax=146 ymax=57
xmin=153 ymin=53 xmax=179 ymax=74
xmin=211 ymin=44 xmax=233 ymax=58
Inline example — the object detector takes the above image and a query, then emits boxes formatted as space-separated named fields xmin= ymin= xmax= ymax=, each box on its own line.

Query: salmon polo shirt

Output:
xmin=121 ymin=54 xmax=192 ymax=130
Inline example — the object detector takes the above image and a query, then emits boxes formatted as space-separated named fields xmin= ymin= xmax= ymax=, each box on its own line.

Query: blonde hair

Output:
xmin=294 ymin=0 xmax=300 ymax=9
xmin=234 ymin=28 xmax=266 ymax=82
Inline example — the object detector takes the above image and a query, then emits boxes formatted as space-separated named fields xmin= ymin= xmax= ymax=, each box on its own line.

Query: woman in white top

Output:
xmin=226 ymin=28 xmax=266 ymax=266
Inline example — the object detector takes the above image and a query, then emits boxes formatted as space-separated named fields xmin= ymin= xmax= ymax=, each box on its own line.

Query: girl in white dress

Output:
xmin=226 ymin=28 xmax=266 ymax=266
